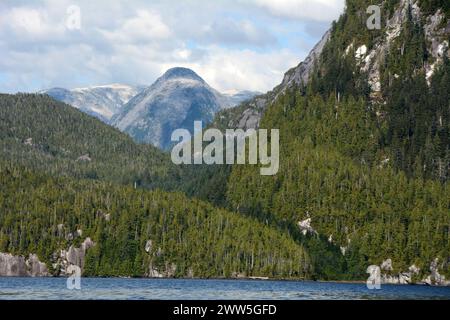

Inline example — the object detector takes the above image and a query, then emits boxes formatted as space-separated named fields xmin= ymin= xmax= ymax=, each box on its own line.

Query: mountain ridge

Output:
xmin=41 ymin=84 xmax=144 ymax=122
xmin=111 ymin=67 xmax=259 ymax=149
xmin=42 ymin=67 xmax=260 ymax=149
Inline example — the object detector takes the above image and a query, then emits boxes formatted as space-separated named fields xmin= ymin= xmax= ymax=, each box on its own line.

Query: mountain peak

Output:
xmin=160 ymin=67 xmax=204 ymax=83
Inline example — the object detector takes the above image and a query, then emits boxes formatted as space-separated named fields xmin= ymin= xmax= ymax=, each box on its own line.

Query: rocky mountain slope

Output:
xmin=42 ymin=69 xmax=258 ymax=150
xmin=211 ymin=29 xmax=330 ymax=131
xmin=42 ymin=84 xmax=144 ymax=122
xmin=111 ymin=67 xmax=257 ymax=149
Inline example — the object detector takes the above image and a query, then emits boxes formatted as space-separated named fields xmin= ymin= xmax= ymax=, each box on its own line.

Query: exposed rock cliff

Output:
xmin=379 ymin=257 xmax=449 ymax=286
xmin=0 ymin=237 xmax=94 ymax=277
xmin=54 ymin=237 xmax=95 ymax=275
xmin=0 ymin=253 xmax=49 ymax=277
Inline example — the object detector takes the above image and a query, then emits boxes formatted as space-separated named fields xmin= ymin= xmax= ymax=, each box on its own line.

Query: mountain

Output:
xmin=111 ymin=67 xmax=258 ymax=150
xmin=211 ymin=29 xmax=330 ymax=131
xmin=0 ymin=93 xmax=174 ymax=188
xmin=2 ymin=0 xmax=449 ymax=285
xmin=41 ymin=84 xmax=144 ymax=122
xmin=0 ymin=93 xmax=311 ymax=279
xmin=182 ymin=0 xmax=450 ymax=284
xmin=41 ymin=70 xmax=258 ymax=149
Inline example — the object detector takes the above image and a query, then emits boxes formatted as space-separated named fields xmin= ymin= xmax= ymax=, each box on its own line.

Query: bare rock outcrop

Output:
xmin=279 ymin=29 xmax=331 ymax=91
xmin=55 ymin=237 xmax=95 ymax=275
xmin=379 ymin=257 xmax=449 ymax=286
xmin=147 ymin=263 xmax=177 ymax=278
xmin=26 ymin=254 xmax=49 ymax=277
xmin=422 ymin=258 xmax=449 ymax=286
xmin=0 ymin=252 xmax=49 ymax=277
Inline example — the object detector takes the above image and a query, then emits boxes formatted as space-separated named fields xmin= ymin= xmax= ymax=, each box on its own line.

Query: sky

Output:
xmin=0 ymin=0 xmax=345 ymax=94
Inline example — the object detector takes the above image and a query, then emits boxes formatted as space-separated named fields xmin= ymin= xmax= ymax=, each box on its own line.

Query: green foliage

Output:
xmin=307 ymin=0 xmax=450 ymax=182
xmin=0 ymin=93 xmax=178 ymax=189
xmin=381 ymin=46 xmax=450 ymax=181
xmin=1 ymin=0 xmax=449 ymax=283
xmin=0 ymin=162 xmax=311 ymax=279
xmin=419 ymin=0 xmax=450 ymax=20
xmin=174 ymin=0 xmax=450 ymax=280
xmin=226 ymin=91 xmax=450 ymax=280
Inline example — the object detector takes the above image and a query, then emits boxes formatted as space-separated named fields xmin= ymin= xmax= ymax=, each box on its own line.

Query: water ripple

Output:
xmin=0 ymin=278 xmax=449 ymax=300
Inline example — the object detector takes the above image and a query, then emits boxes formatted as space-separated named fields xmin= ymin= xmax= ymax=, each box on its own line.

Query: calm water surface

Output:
xmin=0 ymin=277 xmax=449 ymax=300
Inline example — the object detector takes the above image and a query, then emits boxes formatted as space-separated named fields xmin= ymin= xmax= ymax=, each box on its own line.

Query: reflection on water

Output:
xmin=0 ymin=277 xmax=449 ymax=300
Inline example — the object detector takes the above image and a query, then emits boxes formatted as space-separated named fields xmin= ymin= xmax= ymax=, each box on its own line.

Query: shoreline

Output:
xmin=0 ymin=275 xmax=447 ymax=287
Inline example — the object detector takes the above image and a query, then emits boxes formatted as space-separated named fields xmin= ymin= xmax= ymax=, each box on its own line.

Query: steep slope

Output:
xmin=177 ymin=24 xmax=332 ymax=207
xmin=0 ymin=92 xmax=312 ymax=279
xmin=42 ymin=84 xmax=143 ymax=122
xmin=224 ymin=0 xmax=450 ymax=284
xmin=0 ymin=93 xmax=175 ymax=189
xmin=112 ymin=67 xmax=256 ymax=150
xmin=211 ymin=29 xmax=330 ymax=131
xmin=0 ymin=158 xmax=311 ymax=278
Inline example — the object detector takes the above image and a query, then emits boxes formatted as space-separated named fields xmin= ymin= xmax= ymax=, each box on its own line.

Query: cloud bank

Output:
xmin=0 ymin=0 xmax=345 ymax=93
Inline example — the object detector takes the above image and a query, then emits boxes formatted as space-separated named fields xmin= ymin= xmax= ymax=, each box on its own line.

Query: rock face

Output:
xmin=379 ymin=258 xmax=449 ymax=286
xmin=349 ymin=1 xmax=450 ymax=100
xmin=217 ymin=1 xmax=450 ymax=132
xmin=144 ymin=240 xmax=178 ymax=278
xmin=423 ymin=9 xmax=450 ymax=83
xmin=278 ymin=29 xmax=331 ymax=92
xmin=380 ymin=258 xmax=416 ymax=285
xmin=145 ymin=240 xmax=153 ymax=253
xmin=0 ymin=238 xmax=95 ymax=277
xmin=55 ymin=237 xmax=95 ymax=275
xmin=42 ymin=71 xmax=257 ymax=150
xmin=422 ymin=258 xmax=448 ymax=286
xmin=27 ymin=254 xmax=49 ymax=277
xmin=297 ymin=216 xmax=318 ymax=236
xmin=147 ymin=263 xmax=177 ymax=278
xmin=0 ymin=253 xmax=49 ymax=277
xmin=237 ymin=107 xmax=263 ymax=130
xmin=380 ymin=259 xmax=393 ymax=272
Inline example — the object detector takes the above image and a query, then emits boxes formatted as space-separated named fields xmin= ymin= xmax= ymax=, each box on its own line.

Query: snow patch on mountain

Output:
xmin=41 ymin=84 xmax=144 ymax=122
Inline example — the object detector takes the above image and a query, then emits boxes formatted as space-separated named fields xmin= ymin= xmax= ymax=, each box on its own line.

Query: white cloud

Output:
xmin=9 ymin=8 xmax=45 ymax=33
xmin=199 ymin=18 xmax=276 ymax=47
xmin=0 ymin=6 xmax=65 ymax=39
xmin=160 ymin=46 xmax=303 ymax=92
xmin=0 ymin=0 xmax=345 ymax=94
xmin=100 ymin=10 xmax=171 ymax=43
xmin=250 ymin=0 xmax=345 ymax=22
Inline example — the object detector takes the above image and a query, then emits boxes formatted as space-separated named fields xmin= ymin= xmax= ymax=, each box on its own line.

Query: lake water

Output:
xmin=0 ymin=277 xmax=449 ymax=300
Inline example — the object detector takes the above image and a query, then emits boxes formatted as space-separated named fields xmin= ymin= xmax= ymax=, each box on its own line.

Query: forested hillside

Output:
xmin=0 ymin=162 xmax=310 ymax=278
xmin=227 ymin=93 xmax=450 ymax=280
xmin=308 ymin=0 xmax=450 ymax=181
xmin=0 ymin=93 xmax=178 ymax=189
xmin=0 ymin=0 xmax=448 ymax=284
xmin=221 ymin=0 xmax=450 ymax=281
